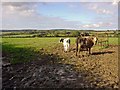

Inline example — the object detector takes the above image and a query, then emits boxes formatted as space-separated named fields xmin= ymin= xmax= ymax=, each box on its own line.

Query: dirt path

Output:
xmin=2 ymin=45 xmax=119 ymax=88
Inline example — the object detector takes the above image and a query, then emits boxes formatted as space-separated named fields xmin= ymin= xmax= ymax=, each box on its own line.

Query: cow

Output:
xmin=60 ymin=38 xmax=70 ymax=52
xmin=76 ymin=35 xmax=98 ymax=56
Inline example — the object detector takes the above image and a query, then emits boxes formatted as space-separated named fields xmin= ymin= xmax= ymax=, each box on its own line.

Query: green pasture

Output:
xmin=2 ymin=37 xmax=119 ymax=64
xmin=2 ymin=37 xmax=67 ymax=64
xmin=3 ymin=38 xmax=63 ymax=51
xmin=2 ymin=37 xmax=119 ymax=46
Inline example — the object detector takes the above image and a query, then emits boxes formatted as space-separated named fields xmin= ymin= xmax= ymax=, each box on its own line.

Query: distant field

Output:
xmin=2 ymin=37 xmax=119 ymax=64
xmin=2 ymin=37 xmax=119 ymax=48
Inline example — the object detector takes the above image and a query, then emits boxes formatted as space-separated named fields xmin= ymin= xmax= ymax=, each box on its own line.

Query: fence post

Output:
xmin=107 ymin=33 xmax=109 ymax=47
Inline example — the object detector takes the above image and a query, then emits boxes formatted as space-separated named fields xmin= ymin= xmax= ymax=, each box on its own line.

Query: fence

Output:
xmin=97 ymin=32 xmax=109 ymax=48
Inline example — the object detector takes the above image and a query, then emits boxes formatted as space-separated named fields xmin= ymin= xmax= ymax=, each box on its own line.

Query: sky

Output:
xmin=1 ymin=1 xmax=119 ymax=30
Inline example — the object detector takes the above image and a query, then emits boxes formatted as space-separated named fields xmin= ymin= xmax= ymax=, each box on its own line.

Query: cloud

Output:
xmin=2 ymin=2 xmax=82 ymax=30
xmin=82 ymin=2 xmax=118 ymax=29
xmin=112 ymin=0 xmax=119 ymax=5
xmin=82 ymin=22 xmax=113 ymax=28
xmin=2 ymin=2 xmax=38 ymax=16
xmin=96 ymin=9 xmax=112 ymax=14
xmin=1 ymin=2 xmax=118 ymax=30
xmin=89 ymin=3 xmax=113 ymax=14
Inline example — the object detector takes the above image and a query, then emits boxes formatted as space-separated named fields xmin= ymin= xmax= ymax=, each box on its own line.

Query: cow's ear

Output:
xmin=60 ymin=39 xmax=62 ymax=42
xmin=60 ymin=39 xmax=64 ymax=42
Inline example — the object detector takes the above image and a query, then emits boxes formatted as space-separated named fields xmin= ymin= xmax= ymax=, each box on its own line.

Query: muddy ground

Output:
xmin=2 ymin=45 xmax=119 ymax=89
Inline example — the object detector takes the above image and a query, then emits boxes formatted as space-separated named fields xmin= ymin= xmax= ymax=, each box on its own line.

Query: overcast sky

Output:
xmin=1 ymin=1 xmax=118 ymax=30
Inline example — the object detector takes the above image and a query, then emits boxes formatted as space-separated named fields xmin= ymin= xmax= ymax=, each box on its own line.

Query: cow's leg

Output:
xmin=76 ymin=43 xmax=78 ymax=56
xmin=78 ymin=45 xmax=83 ymax=57
xmin=87 ymin=48 xmax=90 ymax=56
xmin=67 ymin=43 xmax=70 ymax=52
xmin=63 ymin=44 xmax=66 ymax=52
xmin=79 ymin=48 xmax=80 ymax=54
xmin=64 ymin=45 xmax=67 ymax=53
xmin=79 ymin=44 xmax=81 ymax=53
xmin=88 ymin=48 xmax=91 ymax=55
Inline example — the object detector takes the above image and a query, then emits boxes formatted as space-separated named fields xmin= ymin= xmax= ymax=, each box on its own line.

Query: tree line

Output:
xmin=2 ymin=30 xmax=119 ymax=38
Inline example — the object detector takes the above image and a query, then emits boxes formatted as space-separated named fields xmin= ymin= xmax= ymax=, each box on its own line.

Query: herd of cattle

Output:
xmin=60 ymin=34 xmax=98 ymax=56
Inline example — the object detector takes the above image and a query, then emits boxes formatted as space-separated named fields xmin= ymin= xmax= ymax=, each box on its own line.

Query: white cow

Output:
xmin=60 ymin=38 xmax=70 ymax=52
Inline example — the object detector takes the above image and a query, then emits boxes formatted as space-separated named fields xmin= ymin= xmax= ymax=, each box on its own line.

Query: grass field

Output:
xmin=2 ymin=37 xmax=119 ymax=64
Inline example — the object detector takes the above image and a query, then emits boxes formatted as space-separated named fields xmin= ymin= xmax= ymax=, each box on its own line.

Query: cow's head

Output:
xmin=60 ymin=38 xmax=64 ymax=43
xmin=92 ymin=37 xmax=98 ymax=45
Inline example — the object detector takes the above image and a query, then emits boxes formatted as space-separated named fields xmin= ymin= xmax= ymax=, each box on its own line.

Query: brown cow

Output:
xmin=76 ymin=36 xmax=98 ymax=56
